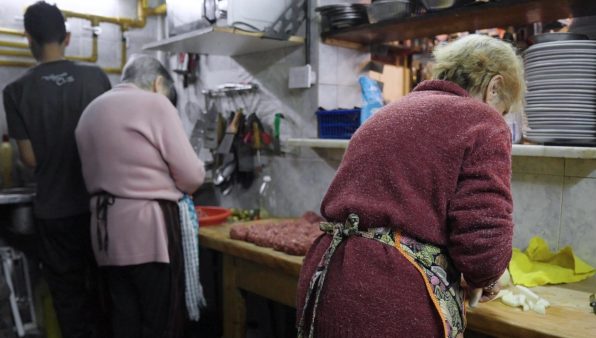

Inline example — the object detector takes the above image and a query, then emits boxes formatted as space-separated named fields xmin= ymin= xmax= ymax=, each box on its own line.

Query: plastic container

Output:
xmin=316 ymin=108 xmax=361 ymax=139
xmin=504 ymin=110 xmax=524 ymax=144
xmin=195 ymin=206 xmax=232 ymax=226
xmin=258 ymin=175 xmax=272 ymax=219
xmin=359 ymin=76 xmax=384 ymax=125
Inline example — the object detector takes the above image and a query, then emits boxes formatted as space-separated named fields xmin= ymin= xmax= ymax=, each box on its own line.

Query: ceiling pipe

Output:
xmin=61 ymin=0 xmax=151 ymax=30
xmin=0 ymin=0 xmax=164 ymax=72
xmin=0 ymin=28 xmax=25 ymax=37
xmin=0 ymin=60 xmax=35 ymax=67
xmin=0 ymin=49 xmax=31 ymax=57
xmin=103 ymin=31 xmax=128 ymax=74
xmin=0 ymin=40 xmax=28 ymax=49
xmin=67 ymin=34 xmax=99 ymax=63
xmin=0 ymin=34 xmax=98 ymax=62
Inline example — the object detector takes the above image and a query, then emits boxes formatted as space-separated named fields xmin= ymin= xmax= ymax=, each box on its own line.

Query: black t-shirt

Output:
xmin=3 ymin=60 xmax=111 ymax=219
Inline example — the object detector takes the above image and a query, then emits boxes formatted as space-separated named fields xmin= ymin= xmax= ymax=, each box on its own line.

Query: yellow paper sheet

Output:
xmin=509 ymin=237 xmax=595 ymax=287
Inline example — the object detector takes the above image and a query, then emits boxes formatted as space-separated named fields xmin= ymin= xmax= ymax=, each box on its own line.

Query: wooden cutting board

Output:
xmin=467 ymin=276 xmax=596 ymax=338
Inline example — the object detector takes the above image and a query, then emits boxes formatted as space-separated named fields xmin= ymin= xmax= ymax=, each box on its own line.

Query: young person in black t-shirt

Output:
xmin=3 ymin=2 xmax=111 ymax=337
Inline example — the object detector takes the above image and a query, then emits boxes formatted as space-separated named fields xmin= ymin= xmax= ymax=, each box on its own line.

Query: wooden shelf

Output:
xmin=286 ymin=138 xmax=596 ymax=159
xmin=322 ymin=0 xmax=596 ymax=46
xmin=143 ymin=26 xmax=304 ymax=56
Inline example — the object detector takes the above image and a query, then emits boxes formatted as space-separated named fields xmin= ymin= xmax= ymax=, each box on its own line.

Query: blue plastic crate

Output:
xmin=316 ymin=108 xmax=361 ymax=139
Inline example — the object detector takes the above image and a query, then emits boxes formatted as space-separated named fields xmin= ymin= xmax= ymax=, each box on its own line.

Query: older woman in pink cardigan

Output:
xmin=297 ymin=35 xmax=525 ymax=338
xmin=76 ymin=55 xmax=204 ymax=338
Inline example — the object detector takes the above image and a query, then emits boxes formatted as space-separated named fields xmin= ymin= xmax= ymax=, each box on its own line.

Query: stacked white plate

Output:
xmin=524 ymin=40 xmax=596 ymax=145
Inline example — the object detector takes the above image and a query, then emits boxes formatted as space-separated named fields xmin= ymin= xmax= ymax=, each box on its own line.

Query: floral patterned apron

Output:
xmin=297 ymin=214 xmax=466 ymax=338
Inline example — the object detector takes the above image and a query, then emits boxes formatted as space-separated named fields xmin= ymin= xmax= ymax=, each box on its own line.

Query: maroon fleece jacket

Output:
xmin=297 ymin=80 xmax=513 ymax=338
xmin=321 ymin=79 xmax=513 ymax=289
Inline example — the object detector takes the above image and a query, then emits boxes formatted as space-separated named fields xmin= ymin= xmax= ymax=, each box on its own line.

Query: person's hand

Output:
xmin=479 ymin=281 xmax=502 ymax=303
xmin=463 ymin=270 xmax=509 ymax=307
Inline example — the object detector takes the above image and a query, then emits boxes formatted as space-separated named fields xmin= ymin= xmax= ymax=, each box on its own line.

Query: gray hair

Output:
xmin=121 ymin=54 xmax=177 ymax=105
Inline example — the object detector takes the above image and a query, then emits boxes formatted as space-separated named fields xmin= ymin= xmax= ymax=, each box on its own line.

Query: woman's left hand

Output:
xmin=479 ymin=281 xmax=502 ymax=303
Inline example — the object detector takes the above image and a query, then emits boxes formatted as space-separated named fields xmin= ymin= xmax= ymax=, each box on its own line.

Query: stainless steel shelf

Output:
xmin=143 ymin=26 xmax=304 ymax=56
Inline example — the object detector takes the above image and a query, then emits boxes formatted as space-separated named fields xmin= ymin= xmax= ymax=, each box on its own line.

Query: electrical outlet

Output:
xmin=289 ymin=64 xmax=316 ymax=89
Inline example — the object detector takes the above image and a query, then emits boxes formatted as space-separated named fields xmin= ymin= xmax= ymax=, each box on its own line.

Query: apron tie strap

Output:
xmin=95 ymin=192 xmax=115 ymax=251
xmin=298 ymin=213 xmax=360 ymax=338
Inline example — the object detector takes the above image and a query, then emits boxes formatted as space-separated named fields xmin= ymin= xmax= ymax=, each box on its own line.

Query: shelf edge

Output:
xmin=143 ymin=26 xmax=305 ymax=54
xmin=286 ymin=138 xmax=596 ymax=159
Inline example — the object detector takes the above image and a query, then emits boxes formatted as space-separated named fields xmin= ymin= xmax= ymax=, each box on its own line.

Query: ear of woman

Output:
xmin=485 ymin=75 xmax=508 ymax=115
xmin=153 ymin=75 xmax=168 ymax=96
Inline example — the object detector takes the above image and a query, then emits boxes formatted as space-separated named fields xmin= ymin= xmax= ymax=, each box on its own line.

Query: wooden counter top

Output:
xmin=468 ymin=276 xmax=596 ymax=338
xmin=199 ymin=220 xmax=303 ymax=277
xmin=200 ymin=221 xmax=596 ymax=338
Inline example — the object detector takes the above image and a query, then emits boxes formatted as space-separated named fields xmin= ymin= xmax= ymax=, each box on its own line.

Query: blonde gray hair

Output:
xmin=432 ymin=34 xmax=525 ymax=110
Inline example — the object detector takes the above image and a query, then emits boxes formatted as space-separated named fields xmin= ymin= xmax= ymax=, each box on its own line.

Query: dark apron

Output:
xmin=94 ymin=192 xmax=187 ymax=338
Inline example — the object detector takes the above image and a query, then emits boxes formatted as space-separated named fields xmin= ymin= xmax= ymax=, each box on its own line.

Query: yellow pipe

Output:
xmin=0 ymin=33 xmax=112 ymax=71
xmin=0 ymin=28 xmax=25 ymax=37
xmin=147 ymin=3 xmax=167 ymax=16
xmin=61 ymin=0 xmax=153 ymax=29
xmin=102 ymin=32 xmax=127 ymax=74
xmin=0 ymin=60 xmax=35 ymax=67
xmin=0 ymin=33 xmax=99 ymax=62
xmin=0 ymin=40 xmax=28 ymax=49
xmin=0 ymin=49 xmax=31 ymax=57
xmin=0 ymin=0 xmax=165 ymax=71
xmin=66 ymin=34 xmax=98 ymax=63
xmin=1 ymin=1 xmax=164 ymax=38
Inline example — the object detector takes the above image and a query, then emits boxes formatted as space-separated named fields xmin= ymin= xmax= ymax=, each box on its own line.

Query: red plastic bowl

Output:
xmin=196 ymin=206 xmax=232 ymax=226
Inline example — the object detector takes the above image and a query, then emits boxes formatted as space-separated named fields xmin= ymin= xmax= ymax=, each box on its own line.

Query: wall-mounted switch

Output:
xmin=289 ymin=64 xmax=316 ymax=89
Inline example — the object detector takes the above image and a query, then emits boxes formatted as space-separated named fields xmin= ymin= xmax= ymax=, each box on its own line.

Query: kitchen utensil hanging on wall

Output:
xmin=217 ymin=109 xmax=243 ymax=154
xmin=273 ymin=113 xmax=284 ymax=154
xmin=204 ymin=0 xmax=217 ymax=23
xmin=174 ymin=53 xmax=199 ymax=87
xmin=243 ymin=113 xmax=272 ymax=168
xmin=235 ymin=140 xmax=255 ymax=189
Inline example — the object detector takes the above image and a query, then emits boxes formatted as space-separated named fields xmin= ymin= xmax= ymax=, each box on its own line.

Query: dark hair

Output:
xmin=24 ymin=1 xmax=67 ymax=46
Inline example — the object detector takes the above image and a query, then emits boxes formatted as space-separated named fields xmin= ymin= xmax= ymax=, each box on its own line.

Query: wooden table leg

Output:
xmin=223 ymin=254 xmax=246 ymax=338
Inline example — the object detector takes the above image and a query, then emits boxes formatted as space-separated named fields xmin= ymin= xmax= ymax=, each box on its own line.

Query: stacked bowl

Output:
xmin=316 ymin=4 xmax=369 ymax=33
xmin=524 ymin=39 xmax=596 ymax=145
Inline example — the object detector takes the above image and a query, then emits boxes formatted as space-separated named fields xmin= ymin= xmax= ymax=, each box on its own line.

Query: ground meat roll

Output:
xmin=229 ymin=225 xmax=249 ymax=240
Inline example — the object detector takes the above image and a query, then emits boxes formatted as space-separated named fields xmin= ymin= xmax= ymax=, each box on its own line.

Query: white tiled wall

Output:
xmin=511 ymin=157 xmax=596 ymax=266
xmin=315 ymin=1 xmax=370 ymax=109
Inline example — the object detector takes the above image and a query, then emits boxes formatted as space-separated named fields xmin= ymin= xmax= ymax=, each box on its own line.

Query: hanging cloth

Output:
xmin=178 ymin=194 xmax=206 ymax=321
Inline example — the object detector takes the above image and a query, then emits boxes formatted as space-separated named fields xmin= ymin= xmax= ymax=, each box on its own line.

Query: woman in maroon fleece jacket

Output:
xmin=297 ymin=35 xmax=525 ymax=338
